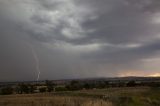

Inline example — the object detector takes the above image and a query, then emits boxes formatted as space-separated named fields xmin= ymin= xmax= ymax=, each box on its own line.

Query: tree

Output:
xmin=70 ymin=80 xmax=79 ymax=86
xmin=55 ymin=87 xmax=67 ymax=92
xmin=104 ymin=81 xmax=110 ymax=88
xmin=118 ymin=82 xmax=126 ymax=87
xmin=83 ymin=83 xmax=90 ymax=89
xmin=16 ymin=83 xmax=30 ymax=94
xmin=15 ymin=86 xmax=21 ymax=94
xmin=39 ymin=87 xmax=46 ymax=93
xmin=127 ymin=81 xmax=136 ymax=87
xmin=66 ymin=80 xmax=82 ymax=91
xmin=28 ymin=84 xmax=36 ymax=93
xmin=96 ymin=81 xmax=106 ymax=89
xmin=45 ymin=80 xmax=56 ymax=92
xmin=0 ymin=87 xmax=13 ymax=95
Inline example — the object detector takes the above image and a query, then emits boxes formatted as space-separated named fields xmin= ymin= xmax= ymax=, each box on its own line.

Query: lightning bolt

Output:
xmin=26 ymin=43 xmax=41 ymax=81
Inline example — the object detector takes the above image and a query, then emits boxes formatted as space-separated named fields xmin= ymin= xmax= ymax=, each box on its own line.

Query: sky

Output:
xmin=0 ymin=0 xmax=160 ymax=81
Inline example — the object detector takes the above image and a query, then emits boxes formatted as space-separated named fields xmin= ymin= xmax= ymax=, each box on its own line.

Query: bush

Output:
xmin=66 ymin=80 xmax=83 ymax=91
xmin=55 ymin=87 xmax=67 ymax=92
xmin=45 ymin=80 xmax=56 ymax=92
xmin=83 ymin=83 xmax=96 ymax=89
xmin=0 ymin=87 xmax=13 ymax=95
xmin=39 ymin=87 xmax=46 ymax=93
xmin=28 ymin=84 xmax=36 ymax=93
xmin=16 ymin=84 xmax=30 ymax=94
xmin=127 ymin=81 xmax=136 ymax=87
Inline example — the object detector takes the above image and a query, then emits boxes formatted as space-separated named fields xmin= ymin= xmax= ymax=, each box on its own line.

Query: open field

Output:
xmin=0 ymin=94 xmax=112 ymax=106
xmin=0 ymin=87 xmax=160 ymax=106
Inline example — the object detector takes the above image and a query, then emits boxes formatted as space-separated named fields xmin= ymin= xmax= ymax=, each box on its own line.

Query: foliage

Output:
xmin=16 ymin=83 xmax=36 ymax=94
xmin=127 ymin=81 xmax=136 ymax=87
xmin=55 ymin=87 xmax=68 ymax=92
xmin=19 ymin=84 xmax=30 ymax=94
xmin=0 ymin=87 xmax=13 ymax=95
xmin=66 ymin=80 xmax=83 ymax=91
xmin=28 ymin=84 xmax=36 ymax=93
xmin=45 ymin=80 xmax=56 ymax=92
xmin=39 ymin=87 xmax=46 ymax=93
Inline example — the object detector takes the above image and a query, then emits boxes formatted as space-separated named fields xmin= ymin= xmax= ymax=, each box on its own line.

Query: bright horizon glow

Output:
xmin=148 ymin=73 xmax=160 ymax=77
xmin=118 ymin=71 xmax=160 ymax=77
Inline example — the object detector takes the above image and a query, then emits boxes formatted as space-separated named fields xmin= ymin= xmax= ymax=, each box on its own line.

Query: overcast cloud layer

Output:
xmin=0 ymin=0 xmax=160 ymax=81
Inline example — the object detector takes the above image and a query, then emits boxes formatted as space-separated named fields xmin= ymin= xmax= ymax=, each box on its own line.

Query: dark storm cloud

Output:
xmin=125 ymin=0 xmax=160 ymax=13
xmin=0 ymin=0 xmax=160 ymax=81
xmin=84 ymin=40 xmax=160 ymax=63
xmin=74 ymin=0 xmax=160 ymax=44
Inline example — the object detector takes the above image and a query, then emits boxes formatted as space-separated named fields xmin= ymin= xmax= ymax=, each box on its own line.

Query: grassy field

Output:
xmin=0 ymin=87 xmax=160 ymax=106
xmin=0 ymin=94 xmax=112 ymax=106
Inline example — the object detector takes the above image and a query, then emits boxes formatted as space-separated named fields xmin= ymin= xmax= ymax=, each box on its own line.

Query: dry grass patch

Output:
xmin=0 ymin=94 xmax=112 ymax=106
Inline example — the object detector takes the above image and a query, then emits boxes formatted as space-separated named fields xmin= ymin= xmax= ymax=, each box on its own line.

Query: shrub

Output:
xmin=45 ymin=80 xmax=56 ymax=92
xmin=66 ymin=80 xmax=83 ymax=91
xmin=0 ymin=87 xmax=13 ymax=95
xmin=127 ymin=81 xmax=136 ymax=87
xmin=39 ymin=87 xmax=46 ymax=93
xmin=55 ymin=87 xmax=67 ymax=92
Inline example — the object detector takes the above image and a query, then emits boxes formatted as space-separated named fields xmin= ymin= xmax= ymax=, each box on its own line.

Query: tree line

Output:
xmin=0 ymin=80 xmax=160 ymax=95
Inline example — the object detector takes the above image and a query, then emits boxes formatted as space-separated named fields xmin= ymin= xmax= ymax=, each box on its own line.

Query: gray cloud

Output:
xmin=0 ymin=0 xmax=160 ymax=81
